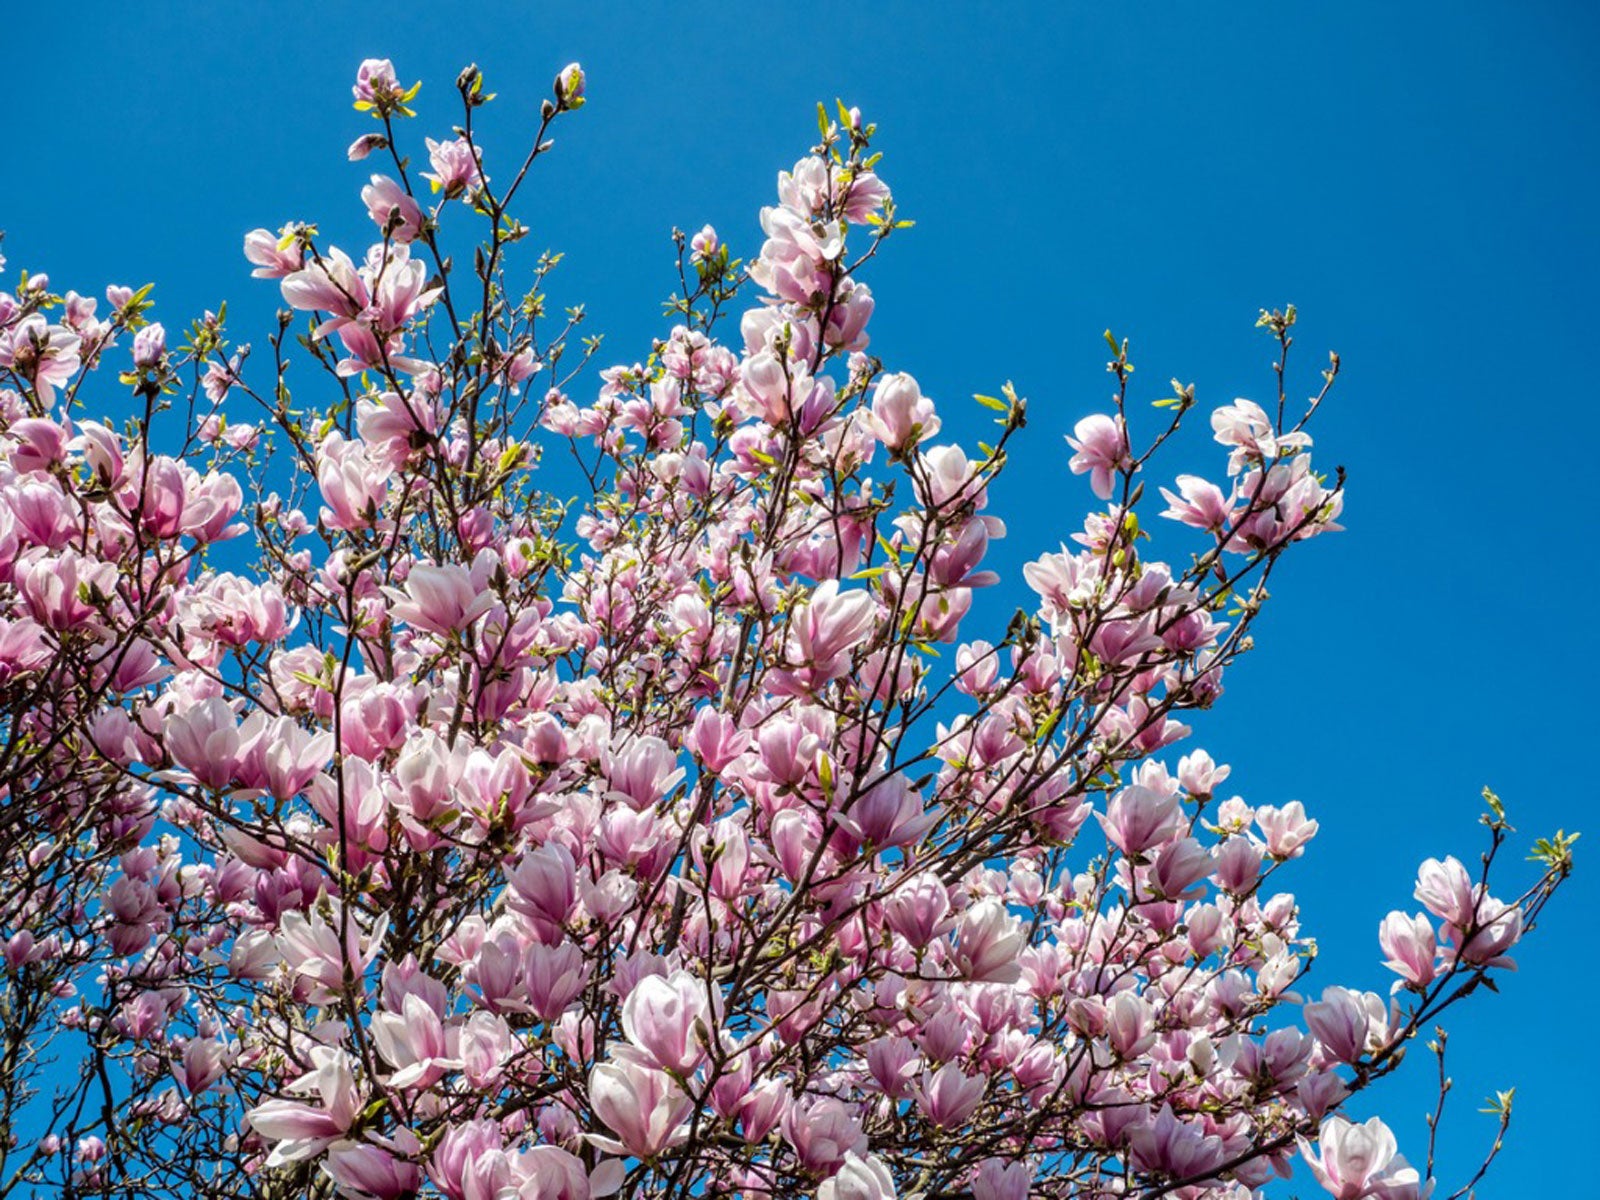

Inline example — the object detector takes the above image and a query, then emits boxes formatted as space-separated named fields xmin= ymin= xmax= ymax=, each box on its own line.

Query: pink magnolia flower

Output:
xmin=818 ymin=1152 xmax=897 ymax=1200
xmin=423 ymin=137 xmax=486 ymax=199
xmin=1304 ymin=986 xmax=1385 ymax=1064
xmin=1160 ymin=474 xmax=1234 ymax=531
xmin=8 ymin=415 xmax=70 ymax=474
xmin=918 ymin=444 xmax=988 ymax=511
xmin=839 ymin=169 xmax=890 ymax=223
xmin=953 ymin=899 xmax=1026 ymax=983
xmin=689 ymin=225 xmax=719 ymax=263
xmin=1066 ymin=413 xmax=1130 ymax=500
xmin=1178 ymin=749 xmax=1231 ymax=798
xmin=918 ymin=1062 xmax=986 ymax=1128
xmin=508 ymin=843 xmax=577 ymax=939
xmin=883 ymin=872 xmax=952 ymax=948
xmin=370 ymin=992 xmax=460 ymax=1088
xmin=247 ymin=1046 xmax=363 ymax=1165
xmin=243 ymin=225 xmax=304 ymax=278
xmin=131 ymin=322 xmax=166 ymax=368
xmin=863 ymin=1037 xmax=920 ymax=1100
xmin=587 ymin=1058 xmax=692 ymax=1160
xmin=795 ymin=580 xmax=877 ymax=673
xmin=387 ymin=561 xmax=496 ymax=636
xmin=1126 ymin=1104 xmax=1229 ymax=1180
xmin=1378 ymin=912 xmax=1438 ymax=988
xmin=834 ymin=773 xmax=935 ymax=850
xmin=870 ymin=372 xmax=939 ymax=451
xmin=347 ymin=133 xmax=387 ymax=161
xmin=1104 ymin=992 xmax=1157 ymax=1059
xmin=1413 ymin=856 xmax=1474 ymax=928
xmin=281 ymin=247 xmax=365 ymax=318
xmin=1211 ymin=397 xmax=1312 ymax=474
xmin=684 ymin=707 xmax=748 ymax=774
xmin=524 ymin=940 xmax=589 ymax=1020
xmin=458 ymin=1011 xmax=512 ymax=1089
xmin=275 ymin=906 xmax=388 ymax=1006
xmin=353 ymin=58 xmax=407 ymax=110
xmin=317 ymin=433 xmax=392 ymax=531
xmin=1299 ymin=1116 xmax=1432 ymax=1200
xmin=163 ymin=697 xmax=243 ymax=790
xmin=0 ymin=314 xmax=81 ymax=404
xmin=781 ymin=1096 xmax=867 ymax=1174
xmin=362 ymin=175 xmax=425 ymax=242
xmin=604 ymin=735 xmax=685 ymax=809
xmin=175 ymin=1039 xmax=231 ymax=1095
xmin=972 ymin=1160 xmax=1033 ymax=1200
xmin=1256 ymin=801 xmax=1319 ymax=858
xmin=324 ymin=1137 xmax=422 ymax=1200
xmin=1097 ymin=784 xmax=1184 ymax=857
xmin=511 ymin=1144 xmax=624 ymax=1200
xmin=621 ymin=970 xmax=714 ymax=1073
xmin=428 ymin=1120 xmax=510 ymax=1200
xmin=1449 ymin=891 xmax=1522 ymax=969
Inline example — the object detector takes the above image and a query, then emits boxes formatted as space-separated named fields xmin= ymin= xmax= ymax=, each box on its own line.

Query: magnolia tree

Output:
xmin=0 ymin=58 xmax=1576 ymax=1200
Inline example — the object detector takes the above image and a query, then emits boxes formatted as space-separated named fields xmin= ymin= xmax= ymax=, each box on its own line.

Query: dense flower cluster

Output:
xmin=0 ymin=60 xmax=1572 ymax=1200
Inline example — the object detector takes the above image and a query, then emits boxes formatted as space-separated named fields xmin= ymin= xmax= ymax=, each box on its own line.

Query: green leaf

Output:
xmin=1482 ymin=786 xmax=1505 ymax=821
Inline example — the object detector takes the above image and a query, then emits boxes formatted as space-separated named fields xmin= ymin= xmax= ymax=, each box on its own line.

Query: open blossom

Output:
xmin=275 ymin=906 xmax=389 ymax=1006
xmin=1161 ymin=473 xmax=1234 ymax=531
xmin=818 ymin=1152 xmax=897 ymax=1200
xmin=1211 ymin=397 xmax=1312 ymax=474
xmin=972 ymin=1160 xmax=1033 ymax=1200
xmin=362 ymin=175 xmax=425 ymax=242
xmin=1097 ymin=783 xmax=1184 ymax=856
xmin=325 ymin=1138 xmax=422 ymax=1200
xmin=1413 ymin=856 xmax=1474 ymax=928
xmin=0 ymin=314 xmax=81 ymax=403
xmin=247 ymin=1047 xmax=363 ymax=1166
xmin=1256 ymin=801 xmax=1319 ymax=858
xmin=782 ymin=1097 xmax=866 ymax=1174
xmin=318 ymin=432 xmax=392 ymax=530
xmin=621 ymin=970 xmax=714 ymax=1074
xmin=424 ymin=136 xmax=486 ymax=198
xmin=387 ymin=560 xmax=496 ymax=636
xmin=1300 ymin=1116 xmax=1432 ymax=1200
xmin=788 ymin=579 xmax=877 ymax=680
xmin=953 ymin=898 xmax=1026 ymax=983
xmin=835 ymin=773 xmax=934 ymax=849
xmin=1447 ymin=891 xmax=1522 ymax=968
xmin=370 ymin=992 xmax=460 ymax=1088
xmin=588 ymin=1058 xmax=692 ymax=1160
xmin=1066 ymin=413 xmax=1130 ymax=499
xmin=1304 ymin=986 xmax=1386 ymax=1064
xmin=918 ymin=1063 xmax=987 ymax=1128
xmin=243 ymin=225 xmax=304 ymax=278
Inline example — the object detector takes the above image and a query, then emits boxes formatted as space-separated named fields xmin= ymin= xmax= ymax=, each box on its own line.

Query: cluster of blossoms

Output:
xmin=0 ymin=59 xmax=1572 ymax=1200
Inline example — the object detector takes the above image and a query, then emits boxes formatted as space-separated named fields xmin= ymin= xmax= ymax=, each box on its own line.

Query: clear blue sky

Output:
xmin=5 ymin=2 xmax=1594 ymax=1193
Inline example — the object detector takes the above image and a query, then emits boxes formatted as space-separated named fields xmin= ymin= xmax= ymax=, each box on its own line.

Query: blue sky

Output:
xmin=5 ymin=1 xmax=1594 ymax=1193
